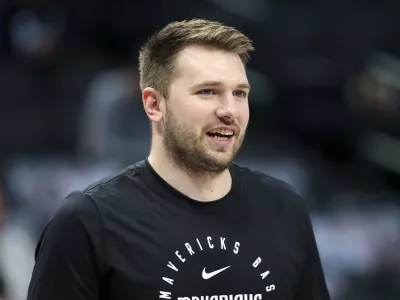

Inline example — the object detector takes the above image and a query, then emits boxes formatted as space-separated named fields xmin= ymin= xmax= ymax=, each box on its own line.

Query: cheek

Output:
xmin=173 ymin=106 xmax=208 ymax=134
xmin=238 ymin=102 xmax=250 ymax=126
xmin=183 ymin=102 xmax=213 ymax=123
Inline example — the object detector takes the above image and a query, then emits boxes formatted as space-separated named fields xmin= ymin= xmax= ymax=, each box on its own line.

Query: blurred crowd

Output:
xmin=1 ymin=1 xmax=400 ymax=300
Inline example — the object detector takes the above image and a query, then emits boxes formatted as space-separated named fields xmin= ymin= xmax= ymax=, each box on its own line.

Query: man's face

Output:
xmin=162 ymin=45 xmax=250 ymax=175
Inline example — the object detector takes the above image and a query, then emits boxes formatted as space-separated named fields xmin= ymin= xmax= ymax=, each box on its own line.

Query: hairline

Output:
xmin=162 ymin=44 xmax=249 ymax=99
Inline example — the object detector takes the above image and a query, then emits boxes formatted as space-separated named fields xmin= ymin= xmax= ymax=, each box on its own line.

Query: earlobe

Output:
xmin=142 ymin=87 xmax=163 ymax=123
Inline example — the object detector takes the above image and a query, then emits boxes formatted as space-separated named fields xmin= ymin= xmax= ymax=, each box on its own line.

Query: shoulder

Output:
xmin=233 ymin=162 xmax=299 ymax=197
xmin=73 ymin=160 xmax=153 ymax=215
xmin=35 ymin=161 xmax=149 ymax=258
xmin=35 ymin=190 xmax=102 ymax=258
xmin=45 ymin=190 xmax=101 ymax=237
xmin=45 ymin=161 xmax=147 ymax=228
xmin=232 ymin=163 xmax=309 ymax=219
xmin=77 ymin=160 xmax=149 ymax=208
xmin=82 ymin=160 xmax=146 ymax=196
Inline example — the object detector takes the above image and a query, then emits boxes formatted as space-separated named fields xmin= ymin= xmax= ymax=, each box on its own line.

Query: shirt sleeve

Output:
xmin=27 ymin=191 xmax=106 ymax=300
xmin=293 ymin=210 xmax=331 ymax=300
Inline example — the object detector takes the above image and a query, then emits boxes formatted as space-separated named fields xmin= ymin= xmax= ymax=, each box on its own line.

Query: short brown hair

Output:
xmin=138 ymin=19 xmax=254 ymax=98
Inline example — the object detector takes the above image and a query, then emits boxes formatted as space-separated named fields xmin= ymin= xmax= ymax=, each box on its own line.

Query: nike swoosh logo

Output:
xmin=202 ymin=266 xmax=230 ymax=279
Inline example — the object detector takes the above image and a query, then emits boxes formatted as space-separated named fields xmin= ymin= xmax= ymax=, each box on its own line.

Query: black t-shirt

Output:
xmin=27 ymin=160 xmax=330 ymax=300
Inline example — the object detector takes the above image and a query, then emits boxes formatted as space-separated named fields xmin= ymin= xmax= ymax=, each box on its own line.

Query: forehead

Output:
xmin=174 ymin=45 xmax=248 ymax=87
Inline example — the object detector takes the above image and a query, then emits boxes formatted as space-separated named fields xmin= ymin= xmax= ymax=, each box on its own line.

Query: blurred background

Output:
xmin=0 ymin=0 xmax=400 ymax=299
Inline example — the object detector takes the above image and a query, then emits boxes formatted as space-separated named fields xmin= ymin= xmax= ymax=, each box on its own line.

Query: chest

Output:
xmin=102 ymin=209 xmax=304 ymax=300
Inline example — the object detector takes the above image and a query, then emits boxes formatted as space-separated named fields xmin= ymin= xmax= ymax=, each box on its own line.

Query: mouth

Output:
xmin=206 ymin=128 xmax=235 ymax=144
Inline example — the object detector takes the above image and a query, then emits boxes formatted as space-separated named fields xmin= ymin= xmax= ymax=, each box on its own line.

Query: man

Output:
xmin=27 ymin=19 xmax=331 ymax=300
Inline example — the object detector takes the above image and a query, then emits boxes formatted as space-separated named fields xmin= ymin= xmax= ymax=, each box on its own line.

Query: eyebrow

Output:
xmin=191 ymin=81 xmax=251 ymax=91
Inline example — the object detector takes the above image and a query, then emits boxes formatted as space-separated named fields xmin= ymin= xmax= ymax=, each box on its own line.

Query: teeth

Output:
xmin=210 ymin=129 xmax=234 ymax=135
xmin=213 ymin=136 xmax=229 ymax=141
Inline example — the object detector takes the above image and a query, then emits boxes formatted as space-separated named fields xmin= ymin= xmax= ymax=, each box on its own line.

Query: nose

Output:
xmin=215 ymin=94 xmax=237 ymax=123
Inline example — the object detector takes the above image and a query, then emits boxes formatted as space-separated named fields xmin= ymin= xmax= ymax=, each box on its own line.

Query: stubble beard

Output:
xmin=163 ymin=108 xmax=245 ymax=177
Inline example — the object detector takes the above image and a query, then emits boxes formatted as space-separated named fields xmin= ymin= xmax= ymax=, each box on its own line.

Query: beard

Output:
xmin=163 ymin=106 xmax=245 ymax=176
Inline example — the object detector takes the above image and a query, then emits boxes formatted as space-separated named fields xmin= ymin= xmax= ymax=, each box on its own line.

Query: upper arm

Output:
xmin=293 ymin=207 xmax=331 ymax=300
xmin=27 ymin=191 xmax=106 ymax=300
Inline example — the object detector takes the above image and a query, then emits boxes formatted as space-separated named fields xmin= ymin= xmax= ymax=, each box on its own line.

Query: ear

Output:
xmin=142 ymin=87 xmax=164 ymax=123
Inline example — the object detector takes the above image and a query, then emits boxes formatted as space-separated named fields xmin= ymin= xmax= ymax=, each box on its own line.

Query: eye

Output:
xmin=234 ymin=90 xmax=247 ymax=98
xmin=198 ymin=89 xmax=217 ymax=96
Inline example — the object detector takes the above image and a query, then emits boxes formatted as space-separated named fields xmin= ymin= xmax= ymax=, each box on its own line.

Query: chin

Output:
xmin=205 ymin=153 xmax=235 ymax=170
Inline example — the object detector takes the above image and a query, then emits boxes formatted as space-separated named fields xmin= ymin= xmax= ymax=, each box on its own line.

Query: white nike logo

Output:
xmin=202 ymin=266 xmax=231 ymax=279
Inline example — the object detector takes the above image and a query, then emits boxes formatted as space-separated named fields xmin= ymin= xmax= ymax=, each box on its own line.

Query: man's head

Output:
xmin=139 ymin=19 xmax=254 ymax=175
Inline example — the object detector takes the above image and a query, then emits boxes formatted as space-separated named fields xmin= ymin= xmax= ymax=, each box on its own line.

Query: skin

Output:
xmin=142 ymin=45 xmax=250 ymax=202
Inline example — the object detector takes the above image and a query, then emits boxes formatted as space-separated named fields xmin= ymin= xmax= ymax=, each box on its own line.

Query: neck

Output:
xmin=147 ymin=144 xmax=232 ymax=202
